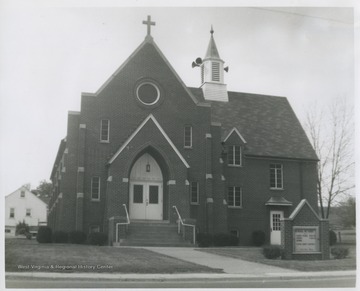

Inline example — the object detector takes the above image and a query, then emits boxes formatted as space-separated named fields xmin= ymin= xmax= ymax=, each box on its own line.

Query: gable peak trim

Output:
xmin=108 ymin=114 xmax=190 ymax=168
xmin=224 ymin=127 xmax=247 ymax=144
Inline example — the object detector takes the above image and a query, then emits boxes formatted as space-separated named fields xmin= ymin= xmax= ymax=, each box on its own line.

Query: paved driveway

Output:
xmin=145 ymin=247 xmax=296 ymax=274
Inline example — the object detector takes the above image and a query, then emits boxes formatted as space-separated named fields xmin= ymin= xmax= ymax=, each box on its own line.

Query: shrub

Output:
xmin=331 ymin=247 xmax=349 ymax=259
xmin=329 ymin=230 xmax=337 ymax=246
xmin=36 ymin=226 xmax=52 ymax=243
xmin=52 ymin=231 xmax=68 ymax=243
xmin=252 ymin=230 xmax=266 ymax=246
xmin=197 ymin=233 xmax=213 ymax=247
xmin=69 ymin=231 xmax=87 ymax=244
xmin=15 ymin=221 xmax=30 ymax=236
xmin=88 ymin=232 xmax=108 ymax=246
xmin=213 ymin=233 xmax=239 ymax=247
xmin=15 ymin=221 xmax=32 ymax=239
xmin=263 ymin=245 xmax=282 ymax=259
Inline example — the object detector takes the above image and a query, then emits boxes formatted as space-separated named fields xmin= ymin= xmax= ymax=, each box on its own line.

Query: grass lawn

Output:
xmin=197 ymin=244 xmax=356 ymax=272
xmin=5 ymin=238 xmax=222 ymax=274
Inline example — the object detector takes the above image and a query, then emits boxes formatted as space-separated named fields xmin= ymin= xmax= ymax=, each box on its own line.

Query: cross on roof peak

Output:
xmin=142 ymin=15 xmax=156 ymax=36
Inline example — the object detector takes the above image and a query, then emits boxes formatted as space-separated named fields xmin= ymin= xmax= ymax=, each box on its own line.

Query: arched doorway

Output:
xmin=129 ymin=153 xmax=163 ymax=220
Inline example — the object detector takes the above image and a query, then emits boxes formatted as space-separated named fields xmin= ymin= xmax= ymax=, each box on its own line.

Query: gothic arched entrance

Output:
xmin=129 ymin=153 xmax=163 ymax=220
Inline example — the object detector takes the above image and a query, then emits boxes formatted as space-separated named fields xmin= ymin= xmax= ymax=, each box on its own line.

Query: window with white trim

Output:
xmin=184 ymin=125 xmax=192 ymax=148
xmin=20 ymin=191 xmax=25 ymax=198
xmin=26 ymin=208 xmax=31 ymax=217
xmin=91 ymin=177 xmax=100 ymax=200
xmin=228 ymin=145 xmax=242 ymax=166
xmin=270 ymin=163 xmax=283 ymax=189
xmin=228 ymin=186 xmax=242 ymax=208
xmin=190 ymin=182 xmax=199 ymax=205
xmin=10 ymin=208 xmax=15 ymax=218
xmin=100 ymin=119 xmax=110 ymax=142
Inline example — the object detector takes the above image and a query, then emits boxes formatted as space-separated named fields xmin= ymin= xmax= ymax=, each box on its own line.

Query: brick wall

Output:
xmin=223 ymin=156 xmax=317 ymax=245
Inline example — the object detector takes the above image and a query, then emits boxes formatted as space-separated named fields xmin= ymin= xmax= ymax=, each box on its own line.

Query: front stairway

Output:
xmin=118 ymin=221 xmax=192 ymax=247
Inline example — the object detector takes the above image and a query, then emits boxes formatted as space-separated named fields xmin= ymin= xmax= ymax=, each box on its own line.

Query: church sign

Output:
xmin=293 ymin=226 xmax=319 ymax=253
xmin=282 ymin=199 xmax=330 ymax=260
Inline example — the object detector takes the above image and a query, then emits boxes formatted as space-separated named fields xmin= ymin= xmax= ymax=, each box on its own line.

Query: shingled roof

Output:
xmin=188 ymin=87 xmax=318 ymax=161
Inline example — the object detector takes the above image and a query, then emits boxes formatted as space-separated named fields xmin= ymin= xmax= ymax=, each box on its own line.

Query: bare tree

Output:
xmin=305 ymin=98 xmax=354 ymax=219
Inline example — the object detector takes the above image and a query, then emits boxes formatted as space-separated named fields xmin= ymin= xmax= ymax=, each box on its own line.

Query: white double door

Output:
xmin=129 ymin=181 xmax=163 ymax=220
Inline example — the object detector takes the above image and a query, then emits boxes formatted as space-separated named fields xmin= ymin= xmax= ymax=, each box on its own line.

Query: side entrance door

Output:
xmin=129 ymin=182 xmax=163 ymax=220
xmin=270 ymin=210 xmax=283 ymax=245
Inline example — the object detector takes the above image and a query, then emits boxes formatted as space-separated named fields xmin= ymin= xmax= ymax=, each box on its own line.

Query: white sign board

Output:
xmin=293 ymin=227 xmax=319 ymax=253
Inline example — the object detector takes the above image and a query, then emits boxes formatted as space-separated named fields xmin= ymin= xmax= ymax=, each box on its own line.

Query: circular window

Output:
xmin=136 ymin=82 xmax=160 ymax=105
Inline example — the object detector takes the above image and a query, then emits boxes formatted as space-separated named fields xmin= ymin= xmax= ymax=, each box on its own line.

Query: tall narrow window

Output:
xmin=228 ymin=145 xmax=242 ymax=166
xmin=91 ymin=177 xmax=100 ymax=200
xmin=270 ymin=164 xmax=283 ymax=189
xmin=228 ymin=186 xmax=242 ymax=208
xmin=190 ymin=182 xmax=199 ymax=205
xmin=26 ymin=209 xmax=31 ymax=217
xmin=10 ymin=208 xmax=15 ymax=218
xmin=212 ymin=62 xmax=220 ymax=82
xmin=184 ymin=125 xmax=192 ymax=148
xmin=20 ymin=191 xmax=25 ymax=198
xmin=100 ymin=119 xmax=110 ymax=142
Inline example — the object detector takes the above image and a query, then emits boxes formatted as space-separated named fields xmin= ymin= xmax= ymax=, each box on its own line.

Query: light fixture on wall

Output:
xmin=146 ymin=154 xmax=151 ymax=172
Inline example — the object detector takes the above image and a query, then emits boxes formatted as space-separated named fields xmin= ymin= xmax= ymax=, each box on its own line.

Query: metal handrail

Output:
xmin=115 ymin=204 xmax=130 ymax=243
xmin=172 ymin=205 xmax=196 ymax=245
xmin=123 ymin=204 xmax=130 ymax=224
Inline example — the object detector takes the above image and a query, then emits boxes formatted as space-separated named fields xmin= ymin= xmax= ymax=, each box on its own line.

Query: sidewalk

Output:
xmin=145 ymin=247 xmax=295 ymax=274
xmin=5 ymin=247 xmax=356 ymax=281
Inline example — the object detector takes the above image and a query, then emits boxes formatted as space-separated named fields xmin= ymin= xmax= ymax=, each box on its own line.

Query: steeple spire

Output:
xmin=205 ymin=25 xmax=221 ymax=60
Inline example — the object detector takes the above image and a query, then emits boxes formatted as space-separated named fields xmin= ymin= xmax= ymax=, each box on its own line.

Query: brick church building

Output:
xmin=48 ymin=16 xmax=318 ymax=246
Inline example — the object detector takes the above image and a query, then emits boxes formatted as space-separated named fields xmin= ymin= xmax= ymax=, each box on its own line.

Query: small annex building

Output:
xmin=48 ymin=16 xmax=318 ymax=246
xmin=5 ymin=186 xmax=48 ymax=236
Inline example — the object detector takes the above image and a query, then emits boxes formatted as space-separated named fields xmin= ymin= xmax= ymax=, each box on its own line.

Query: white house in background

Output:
xmin=5 ymin=186 xmax=48 ymax=236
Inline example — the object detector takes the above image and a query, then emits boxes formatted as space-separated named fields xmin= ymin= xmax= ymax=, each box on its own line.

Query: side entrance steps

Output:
xmin=117 ymin=221 xmax=193 ymax=247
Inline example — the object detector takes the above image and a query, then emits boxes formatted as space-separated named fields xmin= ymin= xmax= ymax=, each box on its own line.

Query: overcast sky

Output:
xmin=0 ymin=1 xmax=357 ymax=196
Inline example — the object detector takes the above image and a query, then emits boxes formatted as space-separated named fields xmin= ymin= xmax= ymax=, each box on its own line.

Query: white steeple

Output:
xmin=200 ymin=26 xmax=228 ymax=102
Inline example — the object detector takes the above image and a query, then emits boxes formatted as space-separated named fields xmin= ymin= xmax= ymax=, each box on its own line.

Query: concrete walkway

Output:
xmin=144 ymin=247 xmax=296 ymax=274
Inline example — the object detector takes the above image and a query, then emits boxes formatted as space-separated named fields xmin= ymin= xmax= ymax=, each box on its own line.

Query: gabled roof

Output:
xmin=6 ymin=186 xmax=48 ymax=206
xmin=108 ymin=114 xmax=190 ymax=168
xmin=188 ymin=87 xmax=318 ymax=161
xmin=289 ymin=199 xmax=321 ymax=220
xmin=87 ymin=37 xmax=199 ymax=106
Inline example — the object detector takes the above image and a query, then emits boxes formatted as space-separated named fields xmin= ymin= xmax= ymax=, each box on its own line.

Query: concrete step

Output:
xmin=119 ymin=221 xmax=191 ymax=247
